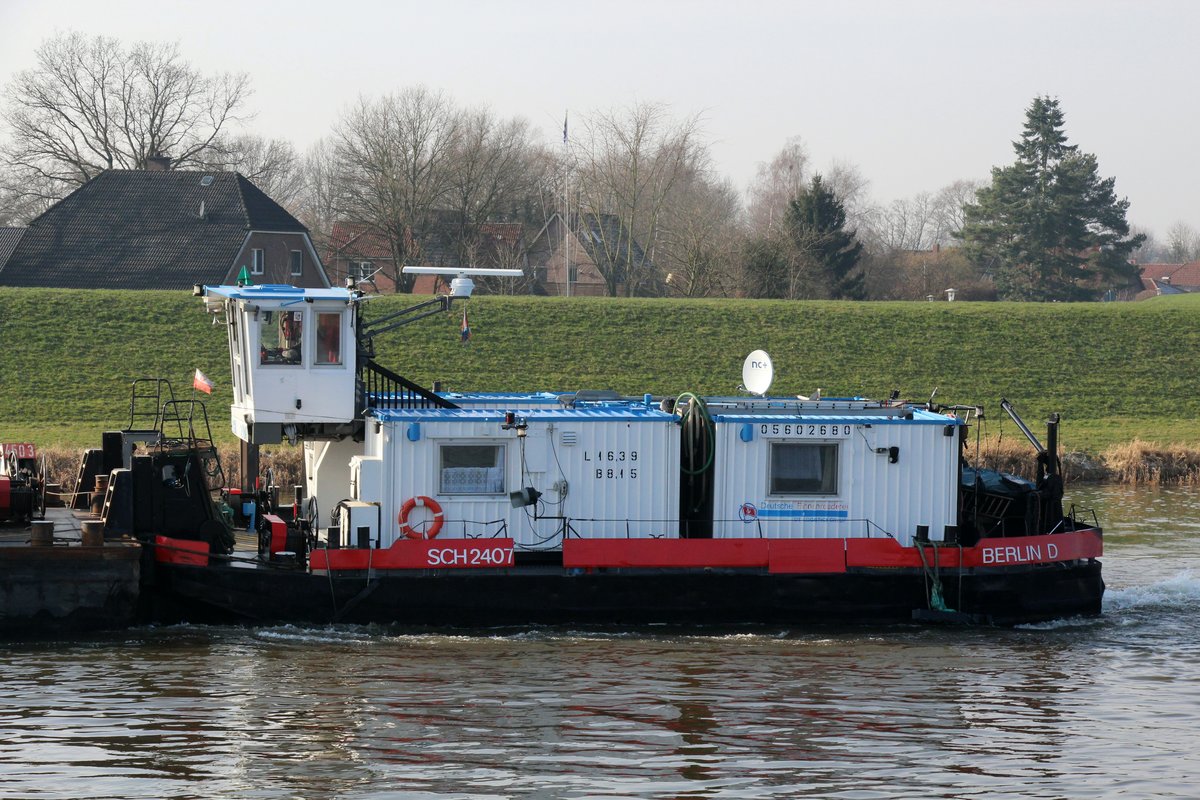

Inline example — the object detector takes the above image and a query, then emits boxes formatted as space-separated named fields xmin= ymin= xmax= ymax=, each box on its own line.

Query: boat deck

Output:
xmin=0 ymin=506 xmax=88 ymax=546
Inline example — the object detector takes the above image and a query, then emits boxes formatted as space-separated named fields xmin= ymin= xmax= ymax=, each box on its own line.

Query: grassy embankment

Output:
xmin=2 ymin=287 xmax=1199 ymax=484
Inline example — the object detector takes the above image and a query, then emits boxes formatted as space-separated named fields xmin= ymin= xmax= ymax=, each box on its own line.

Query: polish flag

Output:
xmin=193 ymin=369 xmax=214 ymax=394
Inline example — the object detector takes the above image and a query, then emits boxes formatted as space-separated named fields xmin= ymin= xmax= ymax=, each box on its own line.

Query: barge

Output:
xmin=69 ymin=275 xmax=1105 ymax=627
xmin=2 ymin=448 xmax=141 ymax=636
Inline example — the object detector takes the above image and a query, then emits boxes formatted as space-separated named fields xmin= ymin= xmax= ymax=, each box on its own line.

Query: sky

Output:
xmin=0 ymin=0 xmax=1196 ymax=237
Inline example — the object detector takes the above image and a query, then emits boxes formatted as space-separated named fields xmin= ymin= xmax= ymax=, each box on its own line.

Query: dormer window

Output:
xmin=290 ymin=250 xmax=302 ymax=277
xmin=251 ymin=248 xmax=265 ymax=275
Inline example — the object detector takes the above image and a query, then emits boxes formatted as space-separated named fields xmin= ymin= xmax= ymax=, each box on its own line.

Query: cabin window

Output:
xmin=439 ymin=444 xmax=505 ymax=495
xmin=290 ymin=250 xmax=303 ymax=276
xmin=259 ymin=309 xmax=303 ymax=366
xmin=769 ymin=442 xmax=838 ymax=495
xmin=251 ymin=248 xmax=265 ymax=275
xmin=315 ymin=312 xmax=342 ymax=365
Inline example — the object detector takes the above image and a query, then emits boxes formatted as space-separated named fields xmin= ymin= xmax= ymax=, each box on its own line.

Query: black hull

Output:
xmin=144 ymin=560 xmax=1105 ymax=628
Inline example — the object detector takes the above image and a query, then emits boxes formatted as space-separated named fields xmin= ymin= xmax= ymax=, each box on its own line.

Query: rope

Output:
xmin=915 ymin=539 xmax=952 ymax=613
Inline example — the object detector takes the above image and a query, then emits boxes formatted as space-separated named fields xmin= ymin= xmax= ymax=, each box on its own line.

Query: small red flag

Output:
xmin=460 ymin=307 xmax=471 ymax=343
xmin=193 ymin=368 xmax=214 ymax=394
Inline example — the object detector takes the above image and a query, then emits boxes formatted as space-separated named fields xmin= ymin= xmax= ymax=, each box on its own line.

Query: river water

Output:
xmin=2 ymin=485 xmax=1198 ymax=799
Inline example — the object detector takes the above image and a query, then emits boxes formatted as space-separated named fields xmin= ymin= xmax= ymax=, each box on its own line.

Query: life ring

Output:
xmin=399 ymin=495 xmax=444 ymax=539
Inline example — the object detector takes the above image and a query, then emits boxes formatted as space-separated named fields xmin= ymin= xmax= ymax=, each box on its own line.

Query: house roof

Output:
xmin=480 ymin=222 xmax=524 ymax=242
xmin=0 ymin=169 xmax=309 ymax=290
xmin=1139 ymin=262 xmax=1200 ymax=290
xmin=328 ymin=222 xmax=394 ymax=261
xmin=0 ymin=227 xmax=25 ymax=269
xmin=413 ymin=220 xmax=526 ymax=270
xmin=529 ymin=212 xmax=650 ymax=285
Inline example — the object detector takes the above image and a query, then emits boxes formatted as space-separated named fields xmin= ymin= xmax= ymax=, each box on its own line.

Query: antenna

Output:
xmin=401 ymin=266 xmax=523 ymax=298
xmin=741 ymin=350 xmax=774 ymax=396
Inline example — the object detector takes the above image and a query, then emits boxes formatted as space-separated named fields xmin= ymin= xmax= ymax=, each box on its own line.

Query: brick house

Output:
xmin=325 ymin=222 xmax=400 ymax=292
xmin=525 ymin=212 xmax=654 ymax=296
xmin=0 ymin=168 xmax=329 ymax=289
xmin=1135 ymin=262 xmax=1200 ymax=299
xmin=326 ymin=219 xmax=532 ymax=295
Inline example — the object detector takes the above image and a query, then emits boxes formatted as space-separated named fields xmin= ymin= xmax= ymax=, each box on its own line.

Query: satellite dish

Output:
xmin=742 ymin=350 xmax=774 ymax=396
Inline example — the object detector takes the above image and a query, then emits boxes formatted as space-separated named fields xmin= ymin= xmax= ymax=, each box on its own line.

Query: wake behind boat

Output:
xmin=64 ymin=275 xmax=1104 ymax=628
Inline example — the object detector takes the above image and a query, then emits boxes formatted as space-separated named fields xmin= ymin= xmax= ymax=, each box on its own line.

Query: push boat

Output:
xmin=72 ymin=276 xmax=1103 ymax=627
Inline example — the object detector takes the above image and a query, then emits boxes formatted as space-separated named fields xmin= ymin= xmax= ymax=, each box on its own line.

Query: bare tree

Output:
xmin=333 ymin=87 xmax=462 ymax=291
xmin=573 ymin=102 xmax=704 ymax=296
xmin=295 ymin=137 xmax=344 ymax=255
xmin=746 ymin=136 xmax=809 ymax=239
xmin=822 ymin=159 xmax=873 ymax=233
xmin=1130 ymin=225 xmax=1166 ymax=264
xmin=930 ymin=179 xmax=982 ymax=245
xmin=659 ymin=172 xmax=743 ymax=297
xmin=200 ymin=134 xmax=304 ymax=207
xmin=0 ymin=164 xmax=54 ymax=225
xmin=1165 ymin=221 xmax=1200 ymax=262
xmin=444 ymin=108 xmax=542 ymax=258
xmin=1 ymin=32 xmax=250 ymax=204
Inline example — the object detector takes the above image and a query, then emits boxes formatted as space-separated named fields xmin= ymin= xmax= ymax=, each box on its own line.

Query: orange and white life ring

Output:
xmin=398 ymin=495 xmax=444 ymax=539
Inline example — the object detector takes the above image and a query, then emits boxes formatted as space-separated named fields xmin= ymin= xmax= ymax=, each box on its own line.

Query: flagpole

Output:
xmin=563 ymin=109 xmax=570 ymax=298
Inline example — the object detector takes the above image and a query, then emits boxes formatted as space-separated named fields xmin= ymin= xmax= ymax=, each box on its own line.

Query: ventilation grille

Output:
xmin=560 ymin=430 xmax=577 ymax=446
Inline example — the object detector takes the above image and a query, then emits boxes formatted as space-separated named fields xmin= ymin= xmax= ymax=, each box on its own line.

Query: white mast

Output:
xmin=563 ymin=109 xmax=571 ymax=298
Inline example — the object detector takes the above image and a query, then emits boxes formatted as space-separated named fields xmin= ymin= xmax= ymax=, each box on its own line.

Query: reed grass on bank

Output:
xmin=37 ymin=436 xmax=1200 ymax=501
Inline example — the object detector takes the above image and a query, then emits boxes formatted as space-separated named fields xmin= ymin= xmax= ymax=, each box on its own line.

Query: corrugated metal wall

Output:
xmin=380 ymin=417 xmax=680 ymax=549
xmin=711 ymin=420 xmax=959 ymax=544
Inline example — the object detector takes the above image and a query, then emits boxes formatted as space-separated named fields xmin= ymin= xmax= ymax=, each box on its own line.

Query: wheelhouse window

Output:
xmin=290 ymin=250 xmax=303 ymax=276
xmin=251 ymin=248 xmax=265 ymax=275
xmin=770 ymin=442 xmax=838 ymax=495
xmin=259 ymin=309 xmax=303 ymax=366
xmin=439 ymin=444 xmax=504 ymax=495
xmin=315 ymin=311 xmax=342 ymax=365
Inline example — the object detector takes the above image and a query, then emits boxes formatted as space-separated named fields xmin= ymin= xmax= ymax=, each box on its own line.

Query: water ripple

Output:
xmin=3 ymin=487 xmax=1200 ymax=798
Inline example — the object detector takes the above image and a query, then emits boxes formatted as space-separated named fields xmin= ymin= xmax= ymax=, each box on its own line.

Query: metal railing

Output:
xmin=358 ymin=359 xmax=458 ymax=412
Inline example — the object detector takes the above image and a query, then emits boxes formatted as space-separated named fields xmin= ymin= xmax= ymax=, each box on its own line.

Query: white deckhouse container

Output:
xmin=354 ymin=401 xmax=680 ymax=549
xmin=707 ymin=400 xmax=964 ymax=545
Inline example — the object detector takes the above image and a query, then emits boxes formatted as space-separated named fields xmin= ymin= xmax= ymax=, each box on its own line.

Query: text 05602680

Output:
xmin=760 ymin=424 xmax=852 ymax=438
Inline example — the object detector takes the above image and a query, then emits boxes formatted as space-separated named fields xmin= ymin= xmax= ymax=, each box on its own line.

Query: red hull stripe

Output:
xmin=562 ymin=529 xmax=1101 ymax=573
xmin=154 ymin=535 xmax=210 ymax=566
xmin=304 ymin=530 xmax=1102 ymax=574
xmin=968 ymin=530 xmax=1102 ymax=567
xmin=767 ymin=539 xmax=848 ymax=574
xmin=312 ymin=538 xmax=516 ymax=571
xmin=564 ymin=538 xmax=770 ymax=569
xmin=0 ymin=477 xmax=10 ymax=514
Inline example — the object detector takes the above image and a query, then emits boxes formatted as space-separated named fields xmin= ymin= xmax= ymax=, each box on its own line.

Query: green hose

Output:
xmin=675 ymin=392 xmax=715 ymax=476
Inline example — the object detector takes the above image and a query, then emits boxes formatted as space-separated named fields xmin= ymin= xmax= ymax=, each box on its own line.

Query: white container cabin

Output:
xmin=353 ymin=403 xmax=680 ymax=549
xmin=706 ymin=400 xmax=963 ymax=545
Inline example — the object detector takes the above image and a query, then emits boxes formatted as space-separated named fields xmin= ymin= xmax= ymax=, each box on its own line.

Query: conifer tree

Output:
xmin=785 ymin=175 xmax=865 ymax=299
xmin=959 ymin=96 xmax=1143 ymax=301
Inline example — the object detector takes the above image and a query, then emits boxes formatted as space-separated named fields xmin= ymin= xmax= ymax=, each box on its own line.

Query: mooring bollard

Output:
xmin=81 ymin=520 xmax=105 ymax=547
xmin=30 ymin=520 xmax=54 ymax=546
xmin=90 ymin=474 xmax=109 ymax=517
